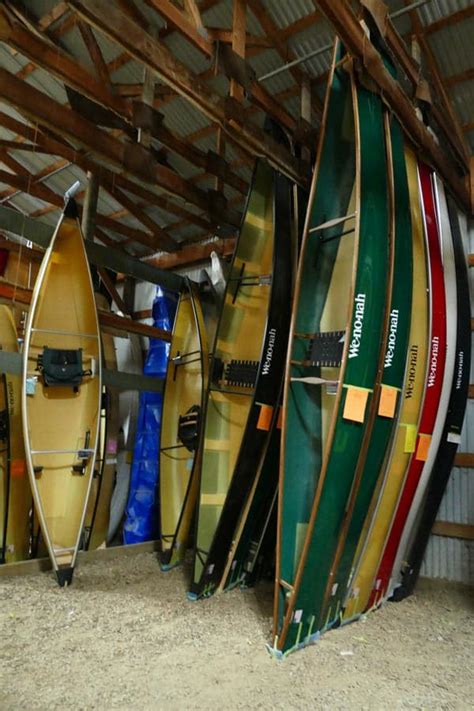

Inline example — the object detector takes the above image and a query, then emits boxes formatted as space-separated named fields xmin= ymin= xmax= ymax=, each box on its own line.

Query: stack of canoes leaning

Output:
xmin=0 ymin=38 xmax=470 ymax=654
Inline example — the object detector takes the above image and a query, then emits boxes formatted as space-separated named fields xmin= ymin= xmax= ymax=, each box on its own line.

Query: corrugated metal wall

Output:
xmin=420 ymin=212 xmax=473 ymax=585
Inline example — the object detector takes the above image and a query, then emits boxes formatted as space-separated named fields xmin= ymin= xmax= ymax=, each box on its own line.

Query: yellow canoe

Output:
xmin=0 ymin=305 xmax=31 ymax=563
xmin=160 ymin=280 xmax=207 ymax=569
xmin=22 ymin=199 xmax=102 ymax=586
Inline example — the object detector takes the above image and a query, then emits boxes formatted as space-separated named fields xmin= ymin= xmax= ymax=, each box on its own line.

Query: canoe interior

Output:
xmin=0 ymin=305 xmax=31 ymax=563
xmin=23 ymin=214 xmax=101 ymax=574
xmin=160 ymin=283 xmax=207 ymax=569
xmin=84 ymin=292 xmax=119 ymax=551
xmin=193 ymin=160 xmax=274 ymax=586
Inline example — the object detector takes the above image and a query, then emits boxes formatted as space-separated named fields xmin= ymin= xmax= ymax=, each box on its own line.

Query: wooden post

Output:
xmin=81 ymin=171 xmax=99 ymax=242
xmin=230 ymin=0 xmax=246 ymax=102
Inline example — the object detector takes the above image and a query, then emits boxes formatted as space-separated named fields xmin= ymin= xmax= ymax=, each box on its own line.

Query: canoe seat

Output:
xmin=178 ymin=404 xmax=201 ymax=452
xmin=37 ymin=347 xmax=92 ymax=391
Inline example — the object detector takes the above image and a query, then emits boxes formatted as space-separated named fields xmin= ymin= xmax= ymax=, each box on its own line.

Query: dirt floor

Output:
xmin=0 ymin=550 xmax=472 ymax=710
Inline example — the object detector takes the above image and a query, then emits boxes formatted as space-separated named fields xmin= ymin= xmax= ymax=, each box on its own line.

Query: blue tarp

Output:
xmin=123 ymin=286 xmax=178 ymax=544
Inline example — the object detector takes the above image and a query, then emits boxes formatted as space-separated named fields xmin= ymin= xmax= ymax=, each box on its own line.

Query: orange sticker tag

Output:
xmin=343 ymin=387 xmax=369 ymax=424
xmin=11 ymin=460 xmax=26 ymax=478
xmin=378 ymin=385 xmax=398 ymax=419
xmin=416 ymin=433 xmax=431 ymax=461
xmin=256 ymin=404 xmax=273 ymax=431
xmin=276 ymin=406 xmax=283 ymax=430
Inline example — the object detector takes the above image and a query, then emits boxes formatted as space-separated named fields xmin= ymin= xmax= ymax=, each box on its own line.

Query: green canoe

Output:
xmin=322 ymin=113 xmax=413 ymax=630
xmin=273 ymin=44 xmax=391 ymax=656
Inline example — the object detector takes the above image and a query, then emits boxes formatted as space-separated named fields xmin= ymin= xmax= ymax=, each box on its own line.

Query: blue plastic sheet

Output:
xmin=123 ymin=286 xmax=178 ymax=544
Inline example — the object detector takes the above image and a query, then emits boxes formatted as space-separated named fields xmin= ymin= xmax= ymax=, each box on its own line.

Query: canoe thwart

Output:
xmin=308 ymin=211 xmax=357 ymax=234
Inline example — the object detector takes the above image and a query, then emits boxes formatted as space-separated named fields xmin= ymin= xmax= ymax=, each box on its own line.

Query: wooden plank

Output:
xmin=145 ymin=0 xmax=212 ymax=55
xmin=454 ymin=453 xmax=474 ymax=468
xmin=144 ymin=236 xmax=235 ymax=270
xmin=98 ymin=309 xmax=171 ymax=342
xmin=38 ymin=2 xmax=69 ymax=32
xmin=97 ymin=267 xmax=129 ymax=315
xmin=78 ymin=20 xmax=112 ymax=89
xmin=468 ymin=254 xmax=474 ymax=267
xmin=315 ymin=0 xmax=470 ymax=212
xmin=68 ymin=0 xmax=308 ymax=183
xmin=468 ymin=384 xmax=474 ymax=399
xmin=432 ymin=521 xmax=474 ymax=541
xmin=230 ymin=0 xmax=247 ymax=102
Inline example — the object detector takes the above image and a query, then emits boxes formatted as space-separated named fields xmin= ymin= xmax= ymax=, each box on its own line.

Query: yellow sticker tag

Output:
xmin=378 ymin=385 xmax=398 ymax=419
xmin=403 ymin=424 xmax=417 ymax=453
xmin=343 ymin=386 xmax=369 ymax=423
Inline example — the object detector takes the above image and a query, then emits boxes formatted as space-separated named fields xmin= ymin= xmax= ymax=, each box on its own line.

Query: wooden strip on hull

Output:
xmin=322 ymin=115 xmax=413 ymax=629
xmin=22 ymin=202 xmax=101 ymax=585
xmin=190 ymin=159 xmax=281 ymax=598
xmin=386 ymin=174 xmax=458 ymax=599
xmin=160 ymin=281 xmax=207 ymax=569
xmin=395 ymin=193 xmax=471 ymax=598
xmin=275 ymin=47 xmax=391 ymax=655
xmin=342 ymin=145 xmax=429 ymax=622
xmin=366 ymin=162 xmax=447 ymax=608
xmin=84 ymin=293 xmax=119 ymax=550
xmin=0 ymin=306 xmax=31 ymax=563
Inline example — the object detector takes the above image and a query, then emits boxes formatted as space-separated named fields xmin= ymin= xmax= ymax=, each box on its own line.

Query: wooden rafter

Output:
xmin=78 ymin=20 xmax=112 ymax=89
xmin=315 ymin=0 xmax=470 ymax=212
xmin=444 ymin=68 xmax=474 ymax=89
xmin=73 ymin=0 xmax=301 ymax=139
xmin=247 ymin=0 xmax=323 ymax=114
xmin=68 ymin=0 xmax=308 ymax=184
xmin=37 ymin=1 xmax=69 ymax=32
xmin=403 ymin=1 xmax=470 ymax=172
xmin=0 ymin=8 xmax=249 ymax=198
xmin=0 ymin=68 xmax=242 ymax=230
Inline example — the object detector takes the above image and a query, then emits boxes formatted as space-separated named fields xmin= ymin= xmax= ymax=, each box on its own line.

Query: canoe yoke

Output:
xmin=228 ymin=262 xmax=272 ymax=305
xmin=292 ymin=330 xmax=345 ymax=369
xmin=36 ymin=347 xmax=92 ymax=392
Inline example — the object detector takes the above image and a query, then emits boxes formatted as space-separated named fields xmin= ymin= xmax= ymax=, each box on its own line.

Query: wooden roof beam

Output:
xmin=247 ymin=0 xmax=322 ymax=117
xmin=112 ymin=0 xmax=299 ymax=136
xmin=0 ymin=68 xmax=242 ymax=234
xmin=403 ymin=1 xmax=470 ymax=173
xmin=0 ymin=8 xmax=249 ymax=197
xmin=0 ymin=109 xmax=216 ymax=235
xmin=444 ymin=68 xmax=474 ymax=89
xmin=357 ymin=0 xmax=470 ymax=172
xmin=68 ymin=0 xmax=307 ymax=185
xmin=77 ymin=20 xmax=112 ymax=90
xmin=315 ymin=0 xmax=470 ymax=212
xmin=38 ymin=2 xmax=70 ymax=31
